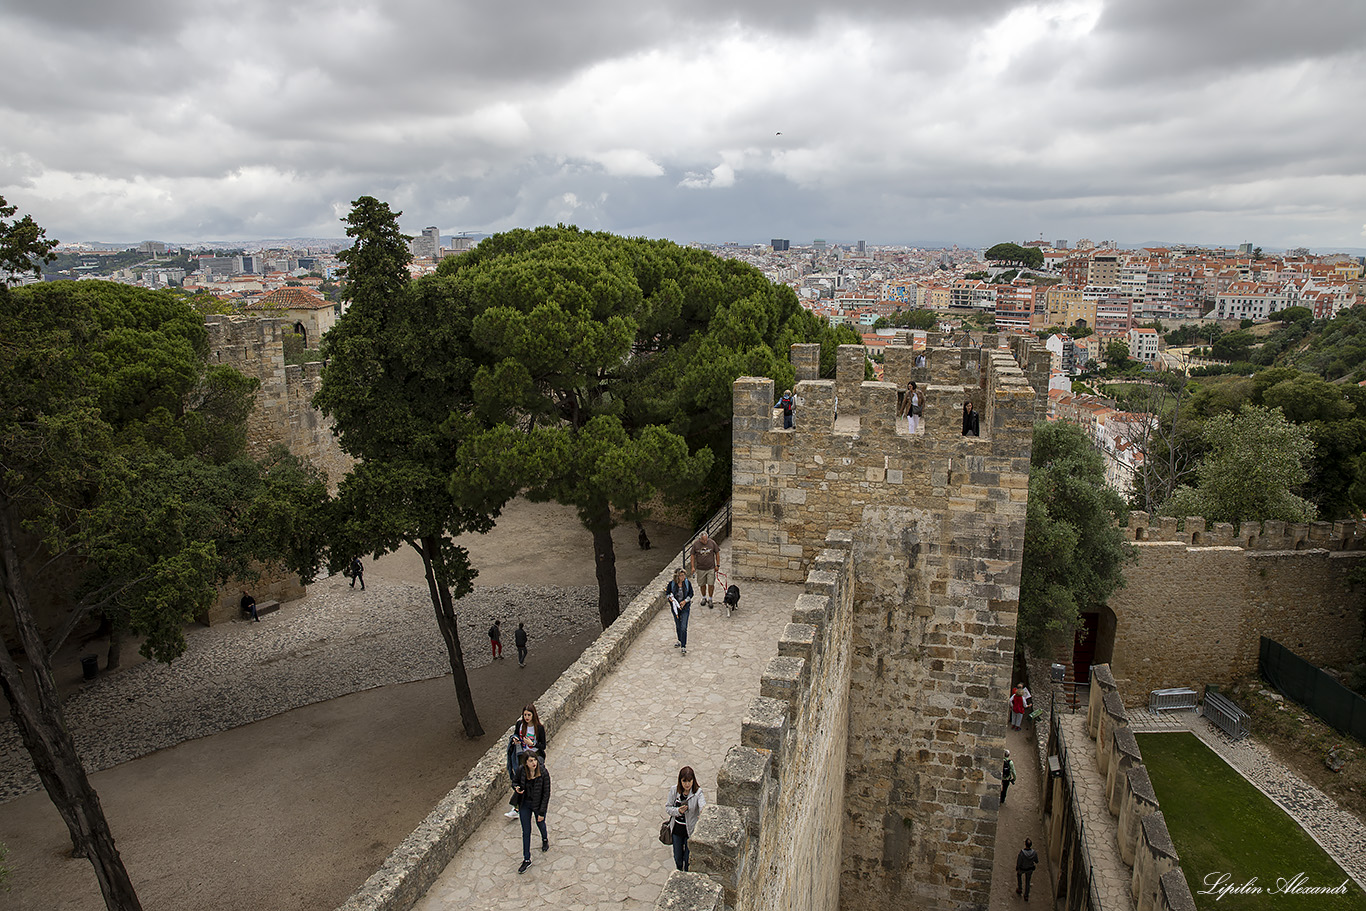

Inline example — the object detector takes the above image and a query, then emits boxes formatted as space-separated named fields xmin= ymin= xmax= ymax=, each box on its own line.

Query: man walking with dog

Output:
xmin=689 ymin=531 xmax=719 ymax=608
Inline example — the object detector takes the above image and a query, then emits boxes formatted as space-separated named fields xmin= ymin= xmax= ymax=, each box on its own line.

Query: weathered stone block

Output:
xmin=654 ymin=870 xmax=725 ymax=911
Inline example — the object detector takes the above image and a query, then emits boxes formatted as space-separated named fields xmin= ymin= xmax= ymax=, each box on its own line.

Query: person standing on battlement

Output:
xmin=962 ymin=400 xmax=980 ymax=436
xmin=690 ymin=531 xmax=719 ymax=608
xmin=899 ymin=381 xmax=923 ymax=434
xmin=779 ymin=389 xmax=794 ymax=429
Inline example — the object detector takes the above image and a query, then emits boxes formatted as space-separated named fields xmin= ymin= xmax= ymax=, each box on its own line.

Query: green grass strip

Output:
xmin=1135 ymin=733 xmax=1361 ymax=911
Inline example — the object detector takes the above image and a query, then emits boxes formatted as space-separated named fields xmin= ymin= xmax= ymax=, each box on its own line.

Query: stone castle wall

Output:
xmin=1106 ymin=515 xmax=1366 ymax=706
xmin=726 ymin=336 xmax=1046 ymax=910
xmin=677 ymin=532 xmax=855 ymax=911
xmin=205 ymin=314 xmax=353 ymax=488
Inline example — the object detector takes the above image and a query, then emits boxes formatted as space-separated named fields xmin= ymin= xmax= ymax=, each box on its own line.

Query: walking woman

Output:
xmin=667 ymin=568 xmax=693 ymax=655
xmin=505 ymin=704 xmax=548 ymax=818
xmin=513 ymin=752 xmax=551 ymax=873
xmin=665 ymin=766 xmax=706 ymax=872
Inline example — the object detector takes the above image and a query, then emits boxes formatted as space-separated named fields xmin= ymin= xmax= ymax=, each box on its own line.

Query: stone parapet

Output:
xmin=205 ymin=313 xmax=352 ymax=488
xmin=1106 ymin=533 xmax=1366 ymax=708
xmin=731 ymin=341 xmax=1035 ymax=583
xmin=689 ymin=531 xmax=854 ymax=911
xmin=654 ymin=871 xmax=726 ymax=911
xmin=791 ymin=343 xmax=820 ymax=383
xmin=1048 ymin=665 xmax=1193 ymax=911
xmin=1124 ymin=512 xmax=1364 ymax=552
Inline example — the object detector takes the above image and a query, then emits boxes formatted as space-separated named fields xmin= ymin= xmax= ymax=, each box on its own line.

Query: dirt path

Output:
xmin=0 ymin=500 xmax=690 ymax=911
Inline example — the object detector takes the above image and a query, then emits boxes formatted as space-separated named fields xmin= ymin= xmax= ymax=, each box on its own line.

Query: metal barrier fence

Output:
xmin=1202 ymin=690 xmax=1251 ymax=741
xmin=1259 ymin=637 xmax=1366 ymax=743
xmin=1148 ymin=687 xmax=1199 ymax=714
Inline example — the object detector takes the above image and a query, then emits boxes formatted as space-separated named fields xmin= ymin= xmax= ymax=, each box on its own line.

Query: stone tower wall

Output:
xmin=730 ymin=337 xmax=1043 ymax=911
xmin=205 ymin=314 xmax=353 ymax=488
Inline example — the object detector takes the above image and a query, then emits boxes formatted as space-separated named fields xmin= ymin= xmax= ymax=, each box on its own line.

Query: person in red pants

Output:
xmin=489 ymin=620 xmax=503 ymax=659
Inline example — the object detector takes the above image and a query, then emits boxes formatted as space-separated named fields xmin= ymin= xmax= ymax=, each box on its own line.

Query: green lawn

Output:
xmin=1135 ymin=733 xmax=1362 ymax=911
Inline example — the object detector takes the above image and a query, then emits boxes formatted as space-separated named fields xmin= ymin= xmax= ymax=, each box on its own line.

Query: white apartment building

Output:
xmin=1127 ymin=327 xmax=1160 ymax=363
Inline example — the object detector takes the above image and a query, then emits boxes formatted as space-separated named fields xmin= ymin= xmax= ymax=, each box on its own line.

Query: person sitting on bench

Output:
xmin=240 ymin=592 xmax=260 ymax=622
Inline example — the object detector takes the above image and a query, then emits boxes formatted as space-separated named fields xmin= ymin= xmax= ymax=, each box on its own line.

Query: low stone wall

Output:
xmin=335 ymin=556 xmax=681 ymax=911
xmin=655 ymin=530 xmax=855 ymax=911
xmin=1107 ymin=529 xmax=1366 ymax=706
xmin=1044 ymin=665 xmax=1197 ymax=911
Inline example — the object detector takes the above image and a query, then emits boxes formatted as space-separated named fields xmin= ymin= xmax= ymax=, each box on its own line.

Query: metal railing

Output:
xmin=1202 ymin=690 xmax=1251 ymax=741
xmin=1148 ymin=687 xmax=1199 ymax=714
xmin=678 ymin=499 xmax=732 ymax=568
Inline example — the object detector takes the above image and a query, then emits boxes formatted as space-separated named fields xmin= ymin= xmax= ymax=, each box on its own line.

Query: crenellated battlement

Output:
xmin=204 ymin=314 xmax=352 ymax=487
xmin=1124 ymin=511 xmax=1365 ymax=552
xmin=733 ymin=337 xmax=1042 ymax=582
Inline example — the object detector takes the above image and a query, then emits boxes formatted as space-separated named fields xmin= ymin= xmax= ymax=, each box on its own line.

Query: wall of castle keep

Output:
xmin=729 ymin=337 xmax=1046 ymax=911
xmin=205 ymin=314 xmax=353 ymax=487
xmin=1105 ymin=515 xmax=1366 ymax=706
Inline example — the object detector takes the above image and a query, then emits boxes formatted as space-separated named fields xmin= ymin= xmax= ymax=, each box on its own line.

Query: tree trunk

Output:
xmin=0 ymin=501 xmax=144 ymax=911
xmin=587 ymin=499 xmax=621 ymax=629
xmin=106 ymin=625 xmax=122 ymax=671
xmin=415 ymin=535 xmax=483 ymax=739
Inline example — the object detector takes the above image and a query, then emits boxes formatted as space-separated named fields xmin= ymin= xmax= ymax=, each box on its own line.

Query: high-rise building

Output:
xmin=813 ymin=239 xmax=827 ymax=254
xmin=857 ymin=240 xmax=866 ymax=255
xmin=412 ymin=227 xmax=441 ymax=260
xmin=771 ymin=238 xmax=790 ymax=252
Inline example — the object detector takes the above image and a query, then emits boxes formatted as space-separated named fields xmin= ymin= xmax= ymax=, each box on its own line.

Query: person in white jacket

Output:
xmin=665 ymin=766 xmax=706 ymax=871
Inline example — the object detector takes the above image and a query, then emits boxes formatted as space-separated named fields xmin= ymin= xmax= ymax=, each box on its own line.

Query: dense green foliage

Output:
xmin=1 ymin=281 xmax=302 ymax=660
xmin=1162 ymin=405 xmax=1316 ymax=525
xmin=427 ymin=225 xmax=824 ymax=625
xmin=1136 ymin=733 xmax=1360 ymax=911
xmin=0 ymin=196 xmax=57 ymax=284
xmin=983 ymin=242 xmax=1044 ymax=270
xmin=1018 ymin=422 xmax=1131 ymax=652
xmin=315 ymin=197 xmax=501 ymax=737
xmin=0 ymin=277 xmax=314 ymax=911
xmin=873 ymin=308 xmax=938 ymax=332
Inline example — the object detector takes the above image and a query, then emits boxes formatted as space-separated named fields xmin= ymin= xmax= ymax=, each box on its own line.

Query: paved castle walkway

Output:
xmin=414 ymin=545 xmax=801 ymax=911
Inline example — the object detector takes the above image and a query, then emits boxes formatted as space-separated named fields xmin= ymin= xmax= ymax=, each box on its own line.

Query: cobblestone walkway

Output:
xmin=1130 ymin=710 xmax=1366 ymax=890
xmin=1058 ymin=713 xmax=1137 ymax=911
xmin=413 ymin=565 xmax=800 ymax=911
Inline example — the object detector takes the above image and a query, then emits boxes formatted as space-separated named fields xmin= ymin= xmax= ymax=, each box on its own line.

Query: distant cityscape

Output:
xmin=21 ymin=233 xmax=1365 ymax=371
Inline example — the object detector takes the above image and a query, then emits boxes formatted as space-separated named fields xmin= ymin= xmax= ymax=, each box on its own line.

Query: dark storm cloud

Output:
xmin=1 ymin=0 xmax=1364 ymax=247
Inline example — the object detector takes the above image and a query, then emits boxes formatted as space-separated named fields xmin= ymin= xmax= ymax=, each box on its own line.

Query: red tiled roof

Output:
xmin=244 ymin=287 xmax=332 ymax=310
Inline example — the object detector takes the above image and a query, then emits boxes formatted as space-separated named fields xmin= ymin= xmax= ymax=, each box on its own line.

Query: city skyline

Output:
xmin=3 ymin=0 xmax=1365 ymax=249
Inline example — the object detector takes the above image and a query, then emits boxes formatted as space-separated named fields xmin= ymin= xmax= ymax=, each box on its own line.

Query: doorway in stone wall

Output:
xmin=1073 ymin=612 xmax=1100 ymax=686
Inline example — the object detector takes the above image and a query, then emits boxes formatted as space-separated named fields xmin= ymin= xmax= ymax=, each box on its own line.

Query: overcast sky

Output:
xmin=3 ymin=0 xmax=1364 ymax=249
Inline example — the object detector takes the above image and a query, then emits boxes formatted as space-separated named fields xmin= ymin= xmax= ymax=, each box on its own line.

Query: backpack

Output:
xmin=781 ymin=396 xmax=793 ymax=415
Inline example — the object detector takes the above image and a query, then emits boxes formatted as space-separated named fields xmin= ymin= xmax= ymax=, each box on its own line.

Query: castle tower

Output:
xmin=729 ymin=336 xmax=1043 ymax=910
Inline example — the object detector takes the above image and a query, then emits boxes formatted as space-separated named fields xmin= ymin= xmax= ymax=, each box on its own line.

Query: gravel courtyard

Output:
xmin=0 ymin=499 xmax=690 ymax=911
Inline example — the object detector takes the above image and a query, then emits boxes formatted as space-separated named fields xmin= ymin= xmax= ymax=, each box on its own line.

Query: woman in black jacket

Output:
xmin=513 ymin=752 xmax=551 ymax=873
xmin=504 ymin=704 xmax=548 ymax=818
xmin=961 ymin=400 xmax=980 ymax=436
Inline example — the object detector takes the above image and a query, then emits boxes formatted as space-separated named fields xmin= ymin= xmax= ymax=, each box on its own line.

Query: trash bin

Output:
xmin=80 ymin=655 xmax=99 ymax=680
